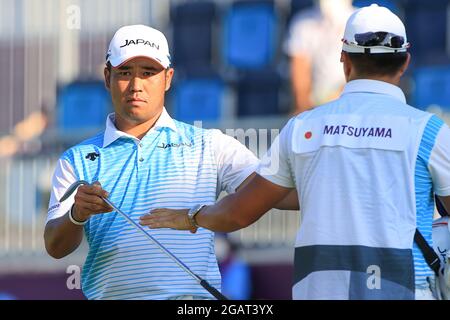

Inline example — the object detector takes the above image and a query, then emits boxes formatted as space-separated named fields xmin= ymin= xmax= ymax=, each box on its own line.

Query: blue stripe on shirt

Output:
xmin=414 ymin=115 xmax=444 ymax=288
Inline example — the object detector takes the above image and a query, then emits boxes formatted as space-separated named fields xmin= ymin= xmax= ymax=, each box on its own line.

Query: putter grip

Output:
xmin=200 ymin=279 xmax=228 ymax=300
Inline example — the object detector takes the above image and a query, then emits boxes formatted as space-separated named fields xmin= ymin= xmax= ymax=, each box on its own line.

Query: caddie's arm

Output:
xmin=237 ymin=172 xmax=299 ymax=210
xmin=140 ymin=174 xmax=293 ymax=232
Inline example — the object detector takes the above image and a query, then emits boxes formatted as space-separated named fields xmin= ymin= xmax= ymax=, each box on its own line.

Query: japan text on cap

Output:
xmin=106 ymin=24 xmax=171 ymax=68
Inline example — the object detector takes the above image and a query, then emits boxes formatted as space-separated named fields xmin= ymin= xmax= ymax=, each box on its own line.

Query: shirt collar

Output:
xmin=102 ymin=107 xmax=178 ymax=148
xmin=341 ymin=79 xmax=406 ymax=103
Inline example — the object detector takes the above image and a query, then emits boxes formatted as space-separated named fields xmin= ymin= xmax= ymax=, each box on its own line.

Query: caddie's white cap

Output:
xmin=342 ymin=4 xmax=409 ymax=54
xmin=106 ymin=24 xmax=171 ymax=68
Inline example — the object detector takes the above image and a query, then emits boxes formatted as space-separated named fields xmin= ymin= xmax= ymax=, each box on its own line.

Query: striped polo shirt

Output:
xmin=258 ymin=79 xmax=450 ymax=299
xmin=46 ymin=108 xmax=258 ymax=299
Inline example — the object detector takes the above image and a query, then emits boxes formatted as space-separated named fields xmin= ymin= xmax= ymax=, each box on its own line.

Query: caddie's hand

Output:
xmin=72 ymin=181 xmax=113 ymax=222
xmin=139 ymin=209 xmax=196 ymax=233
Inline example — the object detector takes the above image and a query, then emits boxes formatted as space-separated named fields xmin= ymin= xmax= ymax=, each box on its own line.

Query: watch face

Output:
xmin=190 ymin=205 xmax=200 ymax=215
xmin=188 ymin=205 xmax=203 ymax=228
xmin=188 ymin=206 xmax=197 ymax=219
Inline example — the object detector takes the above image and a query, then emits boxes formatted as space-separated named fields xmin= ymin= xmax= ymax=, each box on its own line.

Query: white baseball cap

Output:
xmin=342 ymin=4 xmax=410 ymax=54
xmin=106 ymin=24 xmax=171 ymax=68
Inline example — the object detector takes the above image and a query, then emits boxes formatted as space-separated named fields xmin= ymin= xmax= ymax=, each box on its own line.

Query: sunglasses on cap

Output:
xmin=353 ymin=31 xmax=408 ymax=49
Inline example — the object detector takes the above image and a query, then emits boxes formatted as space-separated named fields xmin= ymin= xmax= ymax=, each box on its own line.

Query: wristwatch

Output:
xmin=187 ymin=204 xmax=206 ymax=229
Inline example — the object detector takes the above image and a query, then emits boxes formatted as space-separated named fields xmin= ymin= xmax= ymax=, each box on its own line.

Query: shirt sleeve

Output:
xmin=256 ymin=119 xmax=296 ymax=188
xmin=46 ymin=158 xmax=78 ymax=225
xmin=429 ymin=124 xmax=450 ymax=196
xmin=212 ymin=129 xmax=259 ymax=194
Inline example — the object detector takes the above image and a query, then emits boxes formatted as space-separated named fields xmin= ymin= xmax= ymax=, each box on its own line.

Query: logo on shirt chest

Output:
xmin=157 ymin=142 xmax=193 ymax=149
xmin=86 ymin=152 xmax=100 ymax=161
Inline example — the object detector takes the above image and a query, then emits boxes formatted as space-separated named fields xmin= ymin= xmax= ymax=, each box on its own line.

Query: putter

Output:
xmin=60 ymin=180 xmax=228 ymax=300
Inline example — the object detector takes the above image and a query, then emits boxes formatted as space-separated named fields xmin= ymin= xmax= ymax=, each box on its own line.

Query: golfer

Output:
xmin=141 ymin=5 xmax=450 ymax=300
xmin=44 ymin=25 xmax=296 ymax=300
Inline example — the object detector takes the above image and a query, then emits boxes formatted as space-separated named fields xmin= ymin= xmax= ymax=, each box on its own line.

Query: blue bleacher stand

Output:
xmin=352 ymin=0 xmax=400 ymax=14
xmin=404 ymin=0 xmax=449 ymax=66
xmin=237 ymin=70 xmax=281 ymax=116
xmin=173 ymin=76 xmax=224 ymax=122
xmin=171 ymin=1 xmax=216 ymax=69
xmin=413 ymin=66 xmax=450 ymax=112
xmin=224 ymin=0 xmax=277 ymax=69
xmin=57 ymin=81 xmax=112 ymax=133
xmin=289 ymin=0 xmax=314 ymax=18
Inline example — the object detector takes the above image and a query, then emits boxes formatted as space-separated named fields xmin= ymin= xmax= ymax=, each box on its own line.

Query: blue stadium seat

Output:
xmin=289 ymin=0 xmax=314 ymax=16
xmin=224 ymin=0 xmax=277 ymax=69
xmin=352 ymin=0 xmax=400 ymax=14
xmin=237 ymin=70 xmax=281 ymax=116
xmin=287 ymin=0 xmax=314 ymax=26
xmin=413 ymin=66 xmax=450 ymax=112
xmin=404 ymin=0 xmax=449 ymax=66
xmin=171 ymin=1 xmax=216 ymax=69
xmin=57 ymin=81 xmax=112 ymax=132
xmin=173 ymin=76 xmax=224 ymax=122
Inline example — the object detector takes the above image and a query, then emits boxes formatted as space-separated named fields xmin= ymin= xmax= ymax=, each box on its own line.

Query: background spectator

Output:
xmin=284 ymin=0 xmax=355 ymax=114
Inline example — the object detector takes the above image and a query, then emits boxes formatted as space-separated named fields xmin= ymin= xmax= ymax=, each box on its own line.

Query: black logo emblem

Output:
xmin=86 ymin=152 xmax=100 ymax=161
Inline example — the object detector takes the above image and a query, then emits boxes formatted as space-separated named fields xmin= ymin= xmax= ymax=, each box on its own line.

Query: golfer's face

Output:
xmin=106 ymin=57 xmax=173 ymax=125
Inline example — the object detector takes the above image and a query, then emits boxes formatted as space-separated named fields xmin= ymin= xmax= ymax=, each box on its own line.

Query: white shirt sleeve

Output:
xmin=257 ymin=119 xmax=296 ymax=188
xmin=284 ymin=16 xmax=307 ymax=56
xmin=46 ymin=158 xmax=78 ymax=225
xmin=283 ymin=10 xmax=318 ymax=56
xmin=429 ymin=124 xmax=450 ymax=196
xmin=211 ymin=129 xmax=259 ymax=194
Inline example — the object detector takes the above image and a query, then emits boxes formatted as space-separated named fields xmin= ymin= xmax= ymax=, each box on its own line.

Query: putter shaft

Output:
xmin=101 ymin=196 xmax=200 ymax=281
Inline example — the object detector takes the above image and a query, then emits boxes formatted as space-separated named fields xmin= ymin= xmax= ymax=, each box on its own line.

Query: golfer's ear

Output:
xmin=104 ymin=67 xmax=111 ymax=91
xmin=165 ymin=68 xmax=174 ymax=91
xmin=398 ymin=52 xmax=411 ymax=77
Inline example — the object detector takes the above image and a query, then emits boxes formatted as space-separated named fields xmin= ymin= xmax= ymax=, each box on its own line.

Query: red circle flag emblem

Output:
xmin=304 ymin=131 xmax=312 ymax=139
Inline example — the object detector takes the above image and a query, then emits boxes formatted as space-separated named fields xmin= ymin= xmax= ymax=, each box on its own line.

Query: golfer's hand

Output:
xmin=139 ymin=209 xmax=196 ymax=233
xmin=72 ymin=181 xmax=112 ymax=222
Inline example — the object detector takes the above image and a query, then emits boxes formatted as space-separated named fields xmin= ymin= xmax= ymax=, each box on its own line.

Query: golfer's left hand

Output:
xmin=139 ymin=209 xmax=196 ymax=233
